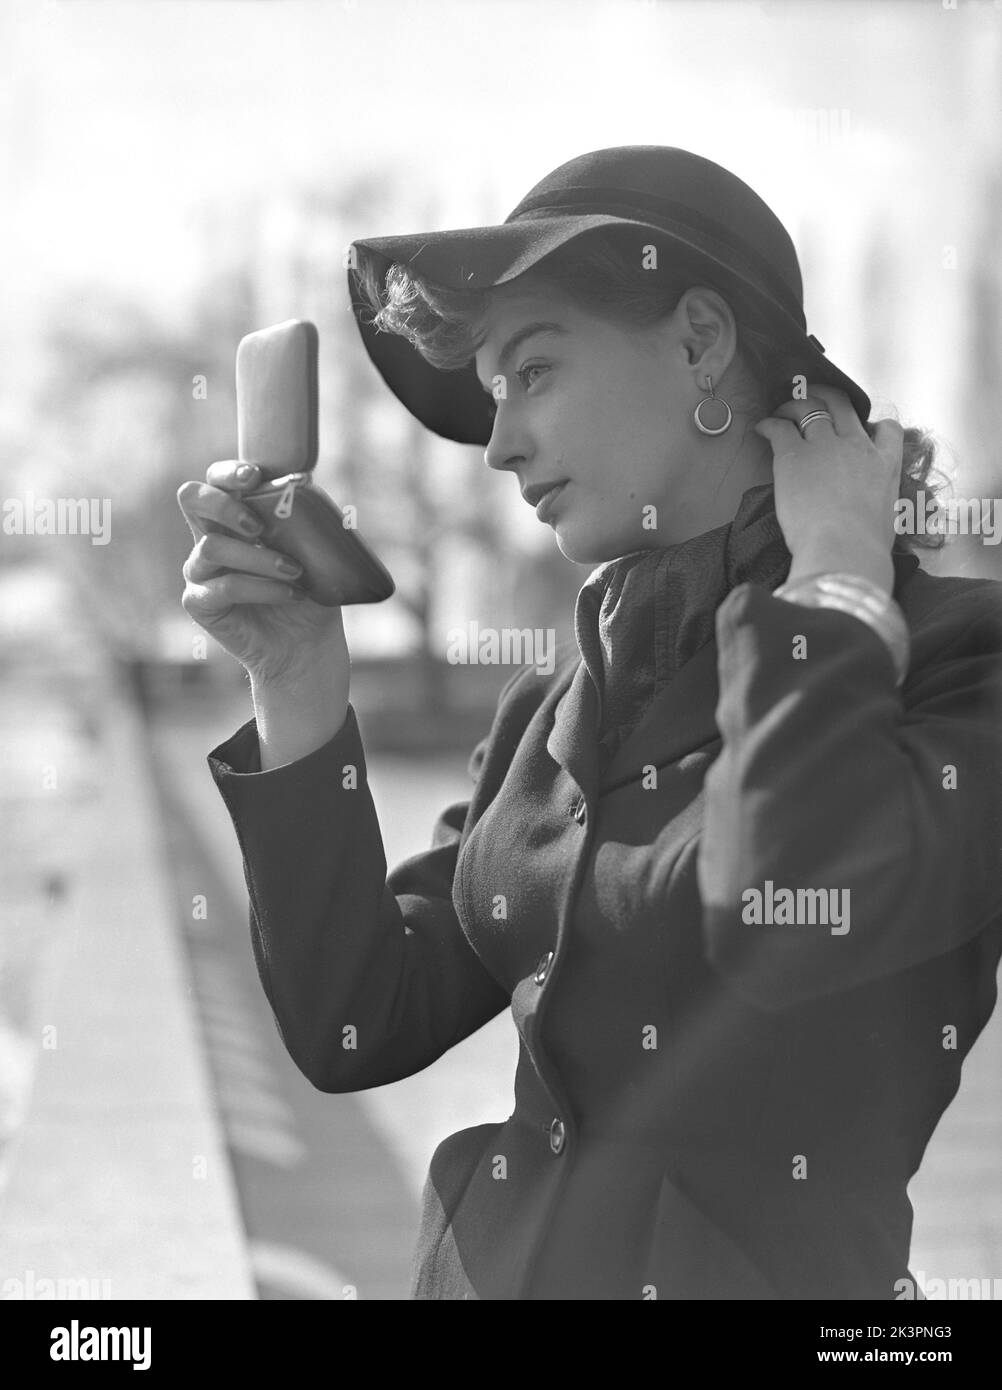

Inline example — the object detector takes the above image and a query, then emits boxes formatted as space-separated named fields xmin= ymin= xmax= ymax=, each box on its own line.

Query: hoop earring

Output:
xmin=693 ymin=375 xmax=733 ymax=436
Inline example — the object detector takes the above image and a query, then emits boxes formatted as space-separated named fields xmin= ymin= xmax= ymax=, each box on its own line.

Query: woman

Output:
xmin=177 ymin=146 xmax=1002 ymax=1300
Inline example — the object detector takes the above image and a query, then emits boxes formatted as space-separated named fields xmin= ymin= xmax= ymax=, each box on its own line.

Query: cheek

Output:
xmin=607 ymin=376 xmax=671 ymax=449
xmin=567 ymin=383 xmax=647 ymax=465
xmin=553 ymin=375 xmax=671 ymax=501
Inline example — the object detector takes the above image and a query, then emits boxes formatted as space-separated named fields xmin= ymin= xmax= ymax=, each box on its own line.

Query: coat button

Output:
xmin=534 ymin=950 xmax=554 ymax=985
xmin=549 ymin=1117 xmax=566 ymax=1155
xmin=570 ymin=795 xmax=587 ymax=825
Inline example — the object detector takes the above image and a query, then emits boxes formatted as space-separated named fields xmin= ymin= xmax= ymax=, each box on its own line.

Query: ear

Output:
xmin=677 ymin=286 xmax=739 ymax=377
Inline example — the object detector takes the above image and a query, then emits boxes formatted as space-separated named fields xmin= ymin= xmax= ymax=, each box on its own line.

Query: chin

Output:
xmin=552 ymin=521 xmax=633 ymax=567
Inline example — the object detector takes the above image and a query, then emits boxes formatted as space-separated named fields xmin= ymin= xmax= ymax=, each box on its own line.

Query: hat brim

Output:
xmin=347 ymin=214 xmax=871 ymax=445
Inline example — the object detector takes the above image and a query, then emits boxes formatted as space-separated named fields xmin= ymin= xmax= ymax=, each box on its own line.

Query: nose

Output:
xmin=483 ymin=408 xmax=529 ymax=476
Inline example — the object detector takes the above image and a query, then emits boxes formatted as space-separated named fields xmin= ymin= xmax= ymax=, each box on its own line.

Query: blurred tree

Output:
xmin=29 ymin=169 xmax=520 ymax=716
xmin=34 ymin=273 xmax=255 ymax=662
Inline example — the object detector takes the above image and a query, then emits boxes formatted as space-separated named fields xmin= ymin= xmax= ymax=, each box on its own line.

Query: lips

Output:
xmin=534 ymin=482 xmax=568 ymax=521
xmin=522 ymin=479 xmax=569 ymax=507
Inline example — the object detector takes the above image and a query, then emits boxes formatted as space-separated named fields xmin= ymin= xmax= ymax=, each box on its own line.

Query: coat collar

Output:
xmin=545 ymin=634 xmax=723 ymax=799
xmin=545 ymin=502 xmax=922 ymax=800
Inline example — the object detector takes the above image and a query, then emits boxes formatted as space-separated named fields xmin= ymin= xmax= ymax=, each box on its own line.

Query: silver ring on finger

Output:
xmin=797 ymin=409 xmax=835 ymax=438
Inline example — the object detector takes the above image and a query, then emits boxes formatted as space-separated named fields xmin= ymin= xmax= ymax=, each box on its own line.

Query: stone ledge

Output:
xmin=0 ymin=668 xmax=254 ymax=1300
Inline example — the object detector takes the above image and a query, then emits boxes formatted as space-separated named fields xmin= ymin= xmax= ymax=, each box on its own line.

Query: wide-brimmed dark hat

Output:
xmin=346 ymin=145 xmax=871 ymax=445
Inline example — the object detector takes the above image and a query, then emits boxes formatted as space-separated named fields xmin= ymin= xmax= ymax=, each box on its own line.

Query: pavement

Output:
xmin=0 ymin=566 xmax=254 ymax=1300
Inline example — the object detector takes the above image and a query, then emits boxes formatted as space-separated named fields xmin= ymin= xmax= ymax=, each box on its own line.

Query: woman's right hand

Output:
xmin=177 ymin=460 xmax=349 ymax=686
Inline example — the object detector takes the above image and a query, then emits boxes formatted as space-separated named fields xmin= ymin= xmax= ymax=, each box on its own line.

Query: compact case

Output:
xmin=242 ymin=471 xmax=395 ymax=606
xmin=236 ymin=319 xmax=395 ymax=606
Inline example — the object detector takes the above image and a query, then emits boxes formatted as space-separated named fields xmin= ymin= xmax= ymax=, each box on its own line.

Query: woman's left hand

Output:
xmin=753 ymin=383 xmax=904 ymax=594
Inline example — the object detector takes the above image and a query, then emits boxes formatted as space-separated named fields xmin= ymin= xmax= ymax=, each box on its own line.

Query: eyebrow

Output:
xmin=475 ymin=321 xmax=570 ymax=395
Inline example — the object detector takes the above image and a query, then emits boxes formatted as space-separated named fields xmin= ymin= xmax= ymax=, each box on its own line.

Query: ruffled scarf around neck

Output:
xmin=572 ymin=482 xmax=793 ymax=761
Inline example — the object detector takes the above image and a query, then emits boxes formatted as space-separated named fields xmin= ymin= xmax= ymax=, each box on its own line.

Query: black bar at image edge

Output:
xmin=0 ymin=1298 xmax=994 ymax=1373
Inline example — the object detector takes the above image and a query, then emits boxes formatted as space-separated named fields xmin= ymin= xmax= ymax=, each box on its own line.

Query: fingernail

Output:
xmin=238 ymin=513 xmax=263 ymax=536
xmin=236 ymin=463 xmax=258 ymax=482
xmin=276 ymin=557 xmax=303 ymax=577
xmin=288 ymin=586 xmax=308 ymax=600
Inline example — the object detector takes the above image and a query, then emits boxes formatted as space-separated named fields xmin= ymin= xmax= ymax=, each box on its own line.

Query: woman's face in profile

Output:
xmin=474 ymin=278 xmax=753 ymax=565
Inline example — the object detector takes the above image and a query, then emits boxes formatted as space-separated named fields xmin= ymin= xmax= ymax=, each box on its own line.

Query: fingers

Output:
xmin=181 ymin=571 xmax=305 ymax=619
xmin=794 ymin=384 xmax=862 ymax=435
xmin=769 ymin=384 xmax=864 ymax=439
xmin=205 ymin=459 xmax=263 ymax=493
xmin=756 ymin=398 xmax=903 ymax=486
xmin=182 ymin=531 xmax=304 ymax=586
xmin=771 ymin=394 xmax=838 ymax=439
xmin=753 ymin=416 xmax=802 ymax=455
xmin=176 ymin=477 xmax=266 ymax=544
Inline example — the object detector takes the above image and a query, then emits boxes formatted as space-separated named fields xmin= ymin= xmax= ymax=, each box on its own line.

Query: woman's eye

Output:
xmin=516 ymin=363 xmax=547 ymax=390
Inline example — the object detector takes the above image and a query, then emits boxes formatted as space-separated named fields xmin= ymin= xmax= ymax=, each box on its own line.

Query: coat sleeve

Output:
xmin=697 ymin=579 xmax=1002 ymax=1012
xmin=206 ymin=683 xmax=521 ymax=1092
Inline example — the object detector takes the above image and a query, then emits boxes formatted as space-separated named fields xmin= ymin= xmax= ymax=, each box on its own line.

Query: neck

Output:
xmin=646 ymin=424 xmax=774 ymax=553
xmin=690 ymin=420 xmax=775 ymax=534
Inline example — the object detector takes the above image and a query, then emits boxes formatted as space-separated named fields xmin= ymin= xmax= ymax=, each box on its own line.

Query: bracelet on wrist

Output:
xmin=773 ymin=571 xmax=910 ymax=688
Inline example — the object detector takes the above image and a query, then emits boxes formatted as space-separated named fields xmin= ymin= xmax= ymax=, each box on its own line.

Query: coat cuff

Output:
xmin=206 ymin=703 xmax=368 ymax=822
xmin=715 ymin=579 xmax=901 ymax=688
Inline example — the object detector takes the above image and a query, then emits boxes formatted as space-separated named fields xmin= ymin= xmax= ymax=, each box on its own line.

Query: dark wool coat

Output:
xmin=207 ymin=549 xmax=1002 ymax=1301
